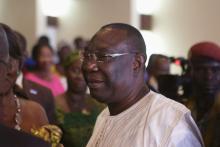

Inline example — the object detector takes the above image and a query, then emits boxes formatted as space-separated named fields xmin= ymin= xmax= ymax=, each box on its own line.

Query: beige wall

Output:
xmin=152 ymin=0 xmax=220 ymax=57
xmin=0 ymin=0 xmax=36 ymax=52
xmin=57 ymin=0 xmax=131 ymax=45
xmin=1 ymin=0 xmax=220 ymax=58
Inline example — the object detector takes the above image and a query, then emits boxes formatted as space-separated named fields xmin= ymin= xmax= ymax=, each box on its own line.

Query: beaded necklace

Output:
xmin=14 ymin=95 xmax=22 ymax=131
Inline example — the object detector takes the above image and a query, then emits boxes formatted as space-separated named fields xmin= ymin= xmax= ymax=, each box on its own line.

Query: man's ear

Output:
xmin=133 ymin=54 xmax=146 ymax=72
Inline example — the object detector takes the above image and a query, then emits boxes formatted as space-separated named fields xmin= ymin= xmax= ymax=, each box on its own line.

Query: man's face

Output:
xmin=191 ymin=58 xmax=220 ymax=97
xmin=82 ymin=28 xmax=135 ymax=103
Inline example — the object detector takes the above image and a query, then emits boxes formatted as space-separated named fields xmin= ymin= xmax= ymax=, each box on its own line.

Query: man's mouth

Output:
xmin=87 ymin=80 xmax=104 ymax=89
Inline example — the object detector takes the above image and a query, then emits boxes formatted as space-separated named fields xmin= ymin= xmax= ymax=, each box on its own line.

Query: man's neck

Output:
xmin=108 ymin=85 xmax=149 ymax=116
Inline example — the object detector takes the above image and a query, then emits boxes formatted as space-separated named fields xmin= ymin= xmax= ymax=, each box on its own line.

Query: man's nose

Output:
xmin=82 ymin=60 xmax=98 ymax=72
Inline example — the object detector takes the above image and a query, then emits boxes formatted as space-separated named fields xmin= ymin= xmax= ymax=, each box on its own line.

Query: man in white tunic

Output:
xmin=81 ymin=23 xmax=204 ymax=147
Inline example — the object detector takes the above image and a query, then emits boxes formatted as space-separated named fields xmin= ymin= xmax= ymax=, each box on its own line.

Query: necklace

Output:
xmin=14 ymin=95 xmax=22 ymax=131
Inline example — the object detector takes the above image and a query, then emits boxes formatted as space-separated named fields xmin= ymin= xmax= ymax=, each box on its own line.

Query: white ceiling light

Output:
xmin=41 ymin=0 xmax=71 ymax=17
xmin=137 ymin=0 xmax=161 ymax=15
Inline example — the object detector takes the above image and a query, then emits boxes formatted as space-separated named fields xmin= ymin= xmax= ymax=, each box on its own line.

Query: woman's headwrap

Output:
xmin=62 ymin=51 xmax=80 ymax=69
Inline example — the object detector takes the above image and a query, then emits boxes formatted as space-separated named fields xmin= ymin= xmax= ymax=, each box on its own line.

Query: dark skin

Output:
xmin=0 ymin=26 xmax=9 ymax=62
xmin=55 ymin=58 xmax=89 ymax=113
xmin=82 ymin=27 xmax=149 ymax=115
xmin=191 ymin=57 xmax=220 ymax=121
xmin=152 ymin=57 xmax=170 ymax=76
xmin=0 ymin=24 xmax=48 ymax=134
xmin=35 ymin=46 xmax=54 ymax=81
xmin=0 ymin=57 xmax=48 ymax=133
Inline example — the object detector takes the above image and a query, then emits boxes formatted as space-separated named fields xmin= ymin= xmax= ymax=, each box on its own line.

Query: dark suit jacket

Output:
xmin=0 ymin=124 xmax=51 ymax=147
xmin=15 ymin=78 xmax=57 ymax=124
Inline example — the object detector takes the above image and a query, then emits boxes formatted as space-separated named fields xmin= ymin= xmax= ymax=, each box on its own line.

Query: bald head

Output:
xmin=90 ymin=23 xmax=147 ymax=59
xmin=0 ymin=24 xmax=9 ymax=63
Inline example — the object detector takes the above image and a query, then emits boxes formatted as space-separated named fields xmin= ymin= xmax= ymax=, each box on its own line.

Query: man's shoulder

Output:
xmin=146 ymin=92 xmax=201 ymax=146
xmin=146 ymin=91 xmax=191 ymax=128
xmin=150 ymin=91 xmax=189 ymax=115
xmin=96 ymin=107 xmax=109 ymax=118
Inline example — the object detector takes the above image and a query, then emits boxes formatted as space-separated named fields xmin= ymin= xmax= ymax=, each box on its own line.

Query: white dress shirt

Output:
xmin=86 ymin=91 xmax=204 ymax=147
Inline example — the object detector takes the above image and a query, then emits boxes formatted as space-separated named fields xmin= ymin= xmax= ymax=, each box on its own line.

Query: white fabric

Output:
xmin=86 ymin=91 xmax=204 ymax=147
xmin=60 ymin=76 xmax=67 ymax=92
xmin=16 ymin=73 xmax=23 ymax=88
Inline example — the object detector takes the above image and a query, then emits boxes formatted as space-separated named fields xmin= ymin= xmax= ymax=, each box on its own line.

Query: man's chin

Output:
xmin=90 ymin=90 xmax=107 ymax=103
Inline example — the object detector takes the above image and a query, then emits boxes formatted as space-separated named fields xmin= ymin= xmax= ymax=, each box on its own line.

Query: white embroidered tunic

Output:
xmin=86 ymin=91 xmax=204 ymax=147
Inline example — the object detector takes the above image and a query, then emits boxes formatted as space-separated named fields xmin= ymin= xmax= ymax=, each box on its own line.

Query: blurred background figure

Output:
xmin=37 ymin=35 xmax=50 ymax=46
xmin=24 ymin=43 xmax=65 ymax=97
xmin=73 ymin=36 xmax=87 ymax=51
xmin=146 ymin=54 xmax=170 ymax=91
xmin=55 ymin=51 xmax=104 ymax=147
xmin=22 ymin=35 xmax=50 ymax=73
xmin=153 ymin=56 xmax=192 ymax=103
xmin=56 ymin=43 xmax=72 ymax=75
xmin=14 ymin=31 xmax=57 ymax=124
xmin=55 ymin=43 xmax=73 ymax=91
xmin=187 ymin=41 xmax=220 ymax=147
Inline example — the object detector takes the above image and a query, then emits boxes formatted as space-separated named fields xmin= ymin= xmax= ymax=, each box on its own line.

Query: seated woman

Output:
xmin=25 ymin=43 xmax=65 ymax=97
xmin=55 ymin=52 xmax=105 ymax=147
xmin=0 ymin=23 xmax=48 ymax=133
xmin=0 ymin=23 xmax=63 ymax=147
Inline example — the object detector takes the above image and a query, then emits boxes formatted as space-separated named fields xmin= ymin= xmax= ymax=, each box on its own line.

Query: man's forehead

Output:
xmin=91 ymin=28 xmax=129 ymax=51
xmin=94 ymin=28 xmax=127 ymax=45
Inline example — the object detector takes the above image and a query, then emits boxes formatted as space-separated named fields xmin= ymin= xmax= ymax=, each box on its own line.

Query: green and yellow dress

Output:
xmin=56 ymin=97 xmax=105 ymax=147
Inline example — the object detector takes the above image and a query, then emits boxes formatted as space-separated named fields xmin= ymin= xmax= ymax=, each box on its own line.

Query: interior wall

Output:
xmin=153 ymin=0 xmax=220 ymax=58
xmin=0 ymin=0 xmax=37 ymax=52
xmin=57 ymin=0 xmax=131 ymax=46
xmin=1 ymin=0 xmax=220 ymax=58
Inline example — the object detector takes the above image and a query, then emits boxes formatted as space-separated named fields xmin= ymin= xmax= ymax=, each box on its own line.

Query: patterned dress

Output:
xmin=56 ymin=97 xmax=105 ymax=147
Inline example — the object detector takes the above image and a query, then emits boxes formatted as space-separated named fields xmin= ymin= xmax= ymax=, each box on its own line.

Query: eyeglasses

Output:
xmin=80 ymin=52 xmax=136 ymax=63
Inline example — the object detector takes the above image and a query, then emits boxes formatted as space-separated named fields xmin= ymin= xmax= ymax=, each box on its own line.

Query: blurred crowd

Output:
xmin=0 ymin=22 xmax=220 ymax=147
